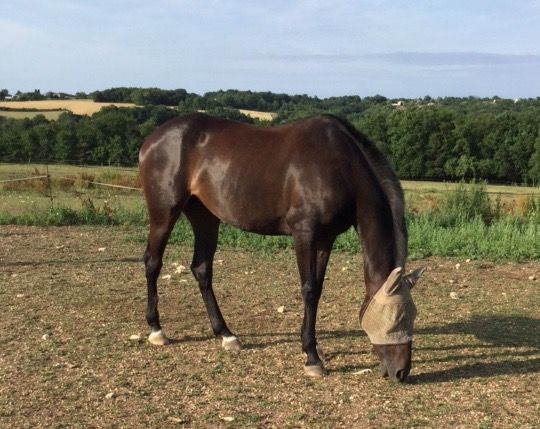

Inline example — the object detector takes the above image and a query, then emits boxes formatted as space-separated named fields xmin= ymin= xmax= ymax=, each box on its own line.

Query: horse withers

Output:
xmin=138 ymin=112 xmax=424 ymax=382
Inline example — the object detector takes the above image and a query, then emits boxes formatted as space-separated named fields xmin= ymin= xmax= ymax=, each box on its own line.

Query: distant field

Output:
xmin=401 ymin=180 xmax=539 ymax=196
xmin=0 ymin=163 xmax=137 ymax=177
xmin=401 ymin=179 xmax=539 ymax=214
xmin=0 ymin=110 xmax=64 ymax=120
xmin=0 ymin=100 xmax=277 ymax=121
xmin=0 ymin=99 xmax=137 ymax=116
xmin=239 ymin=109 xmax=277 ymax=121
xmin=1 ymin=165 xmax=538 ymax=198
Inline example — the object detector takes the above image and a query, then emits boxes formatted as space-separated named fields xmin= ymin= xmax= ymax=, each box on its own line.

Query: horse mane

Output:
xmin=325 ymin=114 xmax=408 ymax=268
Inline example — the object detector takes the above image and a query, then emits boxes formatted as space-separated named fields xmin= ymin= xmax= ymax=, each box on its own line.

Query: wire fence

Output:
xmin=0 ymin=161 xmax=539 ymax=203
xmin=0 ymin=161 xmax=145 ymax=217
xmin=0 ymin=175 xmax=49 ymax=184
xmin=0 ymin=168 xmax=143 ymax=190
xmin=2 ymin=158 xmax=539 ymax=185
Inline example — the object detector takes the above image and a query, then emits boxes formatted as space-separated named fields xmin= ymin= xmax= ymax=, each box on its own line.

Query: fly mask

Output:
xmin=361 ymin=267 xmax=420 ymax=345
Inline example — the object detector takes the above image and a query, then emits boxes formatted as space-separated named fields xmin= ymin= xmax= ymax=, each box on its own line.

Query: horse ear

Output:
xmin=383 ymin=267 xmax=403 ymax=295
xmin=402 ymin=267 xmax=425 ymax=289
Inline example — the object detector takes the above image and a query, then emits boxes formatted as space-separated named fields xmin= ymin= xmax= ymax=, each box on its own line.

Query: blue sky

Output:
xmin=2 ymin=0 xmax=540 ymax=98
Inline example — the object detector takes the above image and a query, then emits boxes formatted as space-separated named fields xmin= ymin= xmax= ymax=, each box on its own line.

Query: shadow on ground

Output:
xmin=166 ymin=315 xmax=539 ymax=383
xmin=232 ymin=315 xmax=540 ymax=381
xmin=418 ymin=315 xmax=540 ymax=349
xmin=409 ymin=315 xmax=540 ymax=384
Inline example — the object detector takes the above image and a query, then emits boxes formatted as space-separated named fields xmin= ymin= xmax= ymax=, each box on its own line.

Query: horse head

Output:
xmin=361 ymin=266 xmax=425 ymax=382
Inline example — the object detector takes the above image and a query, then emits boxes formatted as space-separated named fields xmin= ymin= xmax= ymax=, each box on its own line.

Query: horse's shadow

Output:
xmin=241 ymin=315 xmax=539 ymax=383
xmin=409 ymin=315 xmax=539 ymax=384
xmin=417 ymin=315 xmax=540 ymax=349
xmin=171 ymin=315 xmax=539 ymax=383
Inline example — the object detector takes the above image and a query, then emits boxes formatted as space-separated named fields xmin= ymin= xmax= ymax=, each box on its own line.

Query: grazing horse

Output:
xmin=138 ymin=112 xmax=424 ymax=382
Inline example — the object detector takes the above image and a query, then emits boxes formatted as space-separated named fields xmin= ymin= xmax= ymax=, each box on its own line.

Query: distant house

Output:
xmin=391 ymin=100 xmax=404 ymax=108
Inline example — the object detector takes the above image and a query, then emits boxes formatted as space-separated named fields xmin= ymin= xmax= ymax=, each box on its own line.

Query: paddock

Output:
xmin=1 ymin=225 xmax=538 ymax=428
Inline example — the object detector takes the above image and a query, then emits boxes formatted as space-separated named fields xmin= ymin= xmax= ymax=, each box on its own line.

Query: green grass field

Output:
xmin=0 ymin=163 xmax=142 ymax=217
xmin=1 ymin=163 xmax=538 ymax=214
xmin=1 ymin=163 xmax=538 ymax=261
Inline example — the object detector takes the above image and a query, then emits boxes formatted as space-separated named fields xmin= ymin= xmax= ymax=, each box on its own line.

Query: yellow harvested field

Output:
xmin=0 ymin=101 xmax=277 ymax=120
xmin=239 ymin=109 xmax=277 ymax=121
xmin=0 ymin=99 xmax=137 ymax=116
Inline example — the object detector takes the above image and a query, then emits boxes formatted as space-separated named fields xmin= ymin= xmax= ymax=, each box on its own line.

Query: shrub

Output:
xmin=435 ymin=182 xmax=497 ymax=226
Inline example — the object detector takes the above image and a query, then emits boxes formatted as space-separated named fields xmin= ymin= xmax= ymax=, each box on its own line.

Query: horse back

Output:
xmin=139 ymin=113 xmax=375 ymax=235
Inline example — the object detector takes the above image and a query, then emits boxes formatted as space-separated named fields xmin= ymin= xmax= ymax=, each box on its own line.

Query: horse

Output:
xmin=138 ymin=112 xmax=424 ymax=382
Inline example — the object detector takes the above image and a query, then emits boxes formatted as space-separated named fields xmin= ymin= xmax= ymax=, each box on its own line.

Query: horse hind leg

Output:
xmin=143 ymin=196 xmax=185 ymax=346
xmin=184 ymin=199 xmax=241 ymax=352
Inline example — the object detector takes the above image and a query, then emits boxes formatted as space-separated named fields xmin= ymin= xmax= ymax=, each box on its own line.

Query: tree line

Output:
xmin=0 ymin=87 xmax=539 ymax=184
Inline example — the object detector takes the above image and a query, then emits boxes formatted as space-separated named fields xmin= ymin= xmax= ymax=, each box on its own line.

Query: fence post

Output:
xmin=46 ymin=162 xmax=54 ymax=208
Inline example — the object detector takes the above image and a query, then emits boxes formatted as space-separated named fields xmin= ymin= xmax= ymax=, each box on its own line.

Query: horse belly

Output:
xmin=191 ymin=171 xmax=290 ymax=235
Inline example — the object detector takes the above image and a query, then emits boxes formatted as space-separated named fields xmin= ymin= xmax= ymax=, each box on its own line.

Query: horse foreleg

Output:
xmin=185 ymin=201 xmax=241 ymax=352
xmin=293 ymin=233 xmax=334 ymax=377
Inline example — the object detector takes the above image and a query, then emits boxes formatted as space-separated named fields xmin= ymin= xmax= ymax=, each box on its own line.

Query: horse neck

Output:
xmin=356 ymin=194 xmax=403 ymax=298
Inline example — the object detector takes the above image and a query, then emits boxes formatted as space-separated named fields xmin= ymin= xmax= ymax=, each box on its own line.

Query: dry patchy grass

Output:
xmin=0 ymin=226 xmax=538 ymax=428
xmin=0 ymin=164 xmax=142 ymax=216
xmin=401 ymin=180 xmax=540 ymax=196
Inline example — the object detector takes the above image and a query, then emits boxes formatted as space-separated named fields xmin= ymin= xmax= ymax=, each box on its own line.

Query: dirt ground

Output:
xmin=1 ymin=225 xmax=538 ymax=428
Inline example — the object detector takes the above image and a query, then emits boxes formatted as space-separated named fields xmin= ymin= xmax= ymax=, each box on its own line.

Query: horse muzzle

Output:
xmin=373 ymin=342 xmax=412 ymax=383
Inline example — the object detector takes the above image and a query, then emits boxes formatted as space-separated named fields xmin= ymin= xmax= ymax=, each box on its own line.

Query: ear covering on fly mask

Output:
xmin=361 ymin=267 xmax=419 ymax=345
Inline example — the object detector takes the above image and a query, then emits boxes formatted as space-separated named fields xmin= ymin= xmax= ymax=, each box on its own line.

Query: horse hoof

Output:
xmin=304 ymin=364 xmax=327 ymax=377
xmin=222 ymin=336 xmax=242 ymax=351
xmin=148 ymin=330 xmax=170 ymax=346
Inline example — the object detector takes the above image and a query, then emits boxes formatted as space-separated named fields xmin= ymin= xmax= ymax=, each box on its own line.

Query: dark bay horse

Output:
xmin=139 ymin=112 xmax=424 ymax=382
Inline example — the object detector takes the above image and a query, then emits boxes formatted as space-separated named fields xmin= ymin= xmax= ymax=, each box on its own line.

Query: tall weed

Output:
xmin=433 ymin=181 xmax=499 ymax=226
xmin=515 ymin=195 xmax=540 ymax=223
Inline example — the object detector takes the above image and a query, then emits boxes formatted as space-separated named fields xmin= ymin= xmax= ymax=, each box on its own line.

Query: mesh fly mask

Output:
xmin=361 ymin=267 xmax=417 ymax=345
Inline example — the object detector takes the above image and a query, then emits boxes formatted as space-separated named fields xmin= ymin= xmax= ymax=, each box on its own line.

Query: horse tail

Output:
xmin=328 ymin=115 xmax=408 ymax=268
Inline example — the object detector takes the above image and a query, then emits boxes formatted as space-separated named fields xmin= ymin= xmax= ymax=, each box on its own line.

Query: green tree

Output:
xmin=528 ymin=133 xmax=540 ymax=184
